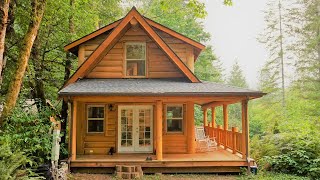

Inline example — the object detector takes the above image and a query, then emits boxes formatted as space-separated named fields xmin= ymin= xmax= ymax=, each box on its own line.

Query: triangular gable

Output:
xmin=62 ymin=7 xmax=200 ymax=88
xmin=64 ymin=13 xmax=205 ymax=56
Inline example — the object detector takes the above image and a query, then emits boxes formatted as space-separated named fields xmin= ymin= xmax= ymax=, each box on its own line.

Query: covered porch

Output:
xmin=59 ymin=78 xmax=263 ymax=172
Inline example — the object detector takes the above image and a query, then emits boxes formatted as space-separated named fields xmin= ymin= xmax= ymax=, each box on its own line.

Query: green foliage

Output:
xmin=1 ymin=105 xmax=53 ymax=165
xmin=195 ymin=46 xmax=224 ymax=82
xmin=0 ymin=138 xmax=30 ymax=180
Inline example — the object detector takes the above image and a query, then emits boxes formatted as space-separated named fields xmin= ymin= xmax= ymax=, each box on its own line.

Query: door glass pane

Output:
xmin=120 ymin=109 xmax=133 ymax=147
xmin=138 ymin=109 xmax=151 ymax=147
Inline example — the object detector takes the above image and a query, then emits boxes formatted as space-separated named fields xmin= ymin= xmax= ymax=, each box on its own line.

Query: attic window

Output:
xmin=125 ymin=43 xmax=146 ymax=77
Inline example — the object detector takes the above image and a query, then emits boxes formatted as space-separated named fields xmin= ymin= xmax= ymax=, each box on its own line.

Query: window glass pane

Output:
xmin=126 ymin=60 xmax=145 ymax=76
xmin=126 ymin=44 xmax=145 ymax=59
xmin=88 ymin=120 xmax=104 ymax=132
xmin=167 ymin=106 xmax=182 ymax=118
xmin=167 ymin=119 xmax=182 ymax=132
xmin=88 ymin=107 xmax=104 ymax=118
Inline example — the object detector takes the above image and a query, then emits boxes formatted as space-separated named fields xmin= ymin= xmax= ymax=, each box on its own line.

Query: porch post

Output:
xmin=211 ymin=107 xmax=216 ymax=128
xmin=203 ymin=108 xmax=208 ymax=128
xmin=211 ymin=107 xmax=216 ymax=137
xmin=187 ymin=101 xmax=196 ymax=154
xmin=71 ymin=100 xmax=77 ymax=161
xmin=241 ymin=99 xmax=249 ymax=160
xmin=223 ymin=104 xmax=228 ymax=150
xmin=156 ymin=100 xmax=163 ymax=160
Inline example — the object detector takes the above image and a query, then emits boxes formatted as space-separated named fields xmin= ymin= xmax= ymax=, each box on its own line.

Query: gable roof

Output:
xmin=62 ymin=7 xmax=200 ymax=88
xmin=64 ymin=11 xmax=205 ymax=57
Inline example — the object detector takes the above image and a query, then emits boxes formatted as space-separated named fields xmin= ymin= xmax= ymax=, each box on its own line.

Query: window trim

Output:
xmin=124 ymin=42 xmax=147 ymax=78
xmin=165 ymin=104 xmax=184 ymax=133
xmin=86 ymin=105 xmax=105 ymax=133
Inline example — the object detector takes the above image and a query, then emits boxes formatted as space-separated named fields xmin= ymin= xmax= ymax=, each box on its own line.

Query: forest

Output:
xmin=0 ymin=0 xmax=319 ymax=179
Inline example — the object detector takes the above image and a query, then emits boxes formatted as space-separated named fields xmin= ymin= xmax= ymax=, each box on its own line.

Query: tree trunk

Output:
xmin=60 ymin=0 xmax=75 ymax=144
xmin=30 ymin=36 xmax=46 ymax=111
xmin=0 ymin=0 xmax=10 ymax=86
xmin=0 ymin=0 xmax=47 ymax=126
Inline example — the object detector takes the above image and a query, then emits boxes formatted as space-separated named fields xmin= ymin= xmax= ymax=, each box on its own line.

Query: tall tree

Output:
xmin=227 ymin=60 xmax=248 ymax=88
xmin=195 ymin=46 xmax=224 ymax=82
xmin=287 ymin=0 xmax=320 ymax=117
xmin=227 ymin=60 xmax=248 ymax=128
xmin=259 ymin=0 xmax=290 ymax=113
xmin=0 ymin=0 xmax=10 ymax=86
xmin=0 ymin=0 xmax=47 ymax=126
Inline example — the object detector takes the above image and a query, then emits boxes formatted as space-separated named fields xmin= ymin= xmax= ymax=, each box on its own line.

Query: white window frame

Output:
xmin=166 ymin=104 xmax=184 ymax=133
xmin=87 ymin=105 xmax=105 ymax=133
xmin=125 ymin=42 xmax=146 ymax=77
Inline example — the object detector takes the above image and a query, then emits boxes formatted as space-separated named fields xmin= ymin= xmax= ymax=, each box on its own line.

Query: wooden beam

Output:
xmin=223 ymin=104 xmax=228 ymax=150
xmin=145 ymin=18 xmax=205 ymax=50
xmin=71 ymin=100 xmax=78 ymax=161
xmin=241 ymin=100 xmax=249 ymax=160
xmin=156 ymin=100 xmax=163 ymax=160
xmin=64 ymin=20 xmax=121 ymax=51
xmin=78 ymin=45 xmax=85 ymax=67
xmin=203 ymin=108 xmax=208 ymax=127
xmin=187 ymin=101 xmax=195 ymax=154
xmin=201 ymin=100 xmax=242 ymax=110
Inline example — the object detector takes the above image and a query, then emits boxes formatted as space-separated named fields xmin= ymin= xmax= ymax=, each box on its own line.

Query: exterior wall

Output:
xmin=162 ymin=104 xmax=187 ymax=153
xmin=79 ymin=26 xmax=193 ymax=78
xmin=76 ymin=102 xmax=116 ymax=155
xmin=75 ymin=100 xmax=191 ymax=155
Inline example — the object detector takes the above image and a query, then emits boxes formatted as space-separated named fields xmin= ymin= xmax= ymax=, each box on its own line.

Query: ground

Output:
xmin=69 ymin=172 xmax=309 ymax=180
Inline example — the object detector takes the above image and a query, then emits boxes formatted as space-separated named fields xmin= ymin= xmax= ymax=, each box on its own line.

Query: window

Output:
xmin=166 ymin=105 xmax=183 ymax=132
xmin=125 ymin=43 xmax=146 ymax=77
xmin=87 ymin=105 xmax=105 ymax=133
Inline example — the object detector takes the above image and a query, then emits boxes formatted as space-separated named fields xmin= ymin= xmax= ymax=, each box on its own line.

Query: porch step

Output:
xmin=115 ymin=165 xmax=143 ymax=179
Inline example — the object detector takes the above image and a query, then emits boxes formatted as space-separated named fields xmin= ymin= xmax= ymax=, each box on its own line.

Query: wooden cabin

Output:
xmin=59 ymin=7 xmax=265 ymax=173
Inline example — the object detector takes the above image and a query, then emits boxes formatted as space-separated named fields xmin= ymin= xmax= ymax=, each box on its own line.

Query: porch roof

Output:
xmin=58 ymin=78 xmax=265 ymax=97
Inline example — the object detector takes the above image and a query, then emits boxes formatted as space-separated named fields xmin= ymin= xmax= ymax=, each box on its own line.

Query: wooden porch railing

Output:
xmin=204 ymin=125 xmax=243 ymax=155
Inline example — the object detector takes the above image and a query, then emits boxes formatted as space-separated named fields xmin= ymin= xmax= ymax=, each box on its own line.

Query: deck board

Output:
xmin=71 ymin=148 xmax=248 ymax=169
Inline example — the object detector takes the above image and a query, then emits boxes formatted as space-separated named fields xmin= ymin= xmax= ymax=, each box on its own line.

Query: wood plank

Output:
xmin=86 ymin=72 xmax=123 ymax=78
xmin=148 ymin=72 xmax=184 ymax=78
xmin=241 ymin=100 xmax=248 ymax=160
xmin=92 ymin=66 xmax=123 ymax=72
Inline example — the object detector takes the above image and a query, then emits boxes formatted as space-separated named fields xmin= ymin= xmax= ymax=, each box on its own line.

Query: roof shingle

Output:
xmin=58 ymin=78 xmax=265 ymax=97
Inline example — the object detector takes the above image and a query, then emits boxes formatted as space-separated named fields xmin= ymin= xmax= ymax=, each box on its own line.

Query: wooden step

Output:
xmin=115 ymin=165 xmax=143 ymax=179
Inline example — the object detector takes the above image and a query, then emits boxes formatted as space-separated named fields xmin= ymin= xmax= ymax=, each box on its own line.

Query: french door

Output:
xmin=118 ymin=105 xmax=153 ymax=153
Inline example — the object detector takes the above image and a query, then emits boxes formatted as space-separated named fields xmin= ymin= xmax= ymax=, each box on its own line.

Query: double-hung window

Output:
xmin=166 ymin=105 xmax=183 ymax=133
xmin=125 ymin=43 xmax=146 ymax=77
xmin=87 ymin=105 xmax=105 ymax=133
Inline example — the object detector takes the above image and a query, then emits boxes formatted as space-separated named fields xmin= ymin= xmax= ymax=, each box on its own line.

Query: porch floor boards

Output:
xmin=76 ymin=148 xmax=242 ymax=162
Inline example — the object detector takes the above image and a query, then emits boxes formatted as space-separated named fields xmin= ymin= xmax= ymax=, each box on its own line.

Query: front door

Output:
xmin=118 ymin=105 xmax=153 ymax=153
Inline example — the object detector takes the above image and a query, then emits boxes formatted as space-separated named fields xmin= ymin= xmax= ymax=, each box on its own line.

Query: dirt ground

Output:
xmin=70 ymin=173 xmax=238 ymax=180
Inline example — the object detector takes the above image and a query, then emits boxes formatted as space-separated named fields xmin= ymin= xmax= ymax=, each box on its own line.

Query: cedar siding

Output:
xmin=82 ymin=26 xmax=188 ymax=79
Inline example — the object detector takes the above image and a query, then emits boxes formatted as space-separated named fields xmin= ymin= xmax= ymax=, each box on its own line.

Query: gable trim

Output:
xmin=63 ymin=15 xmax=205 ymax=54
xmin=62 ymin=7 xmax=200 ymax=89
xmin=64 ymin=19 xmax=122 ymax=52
xmin=144 ymin=17 xmax=205 ymax=50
